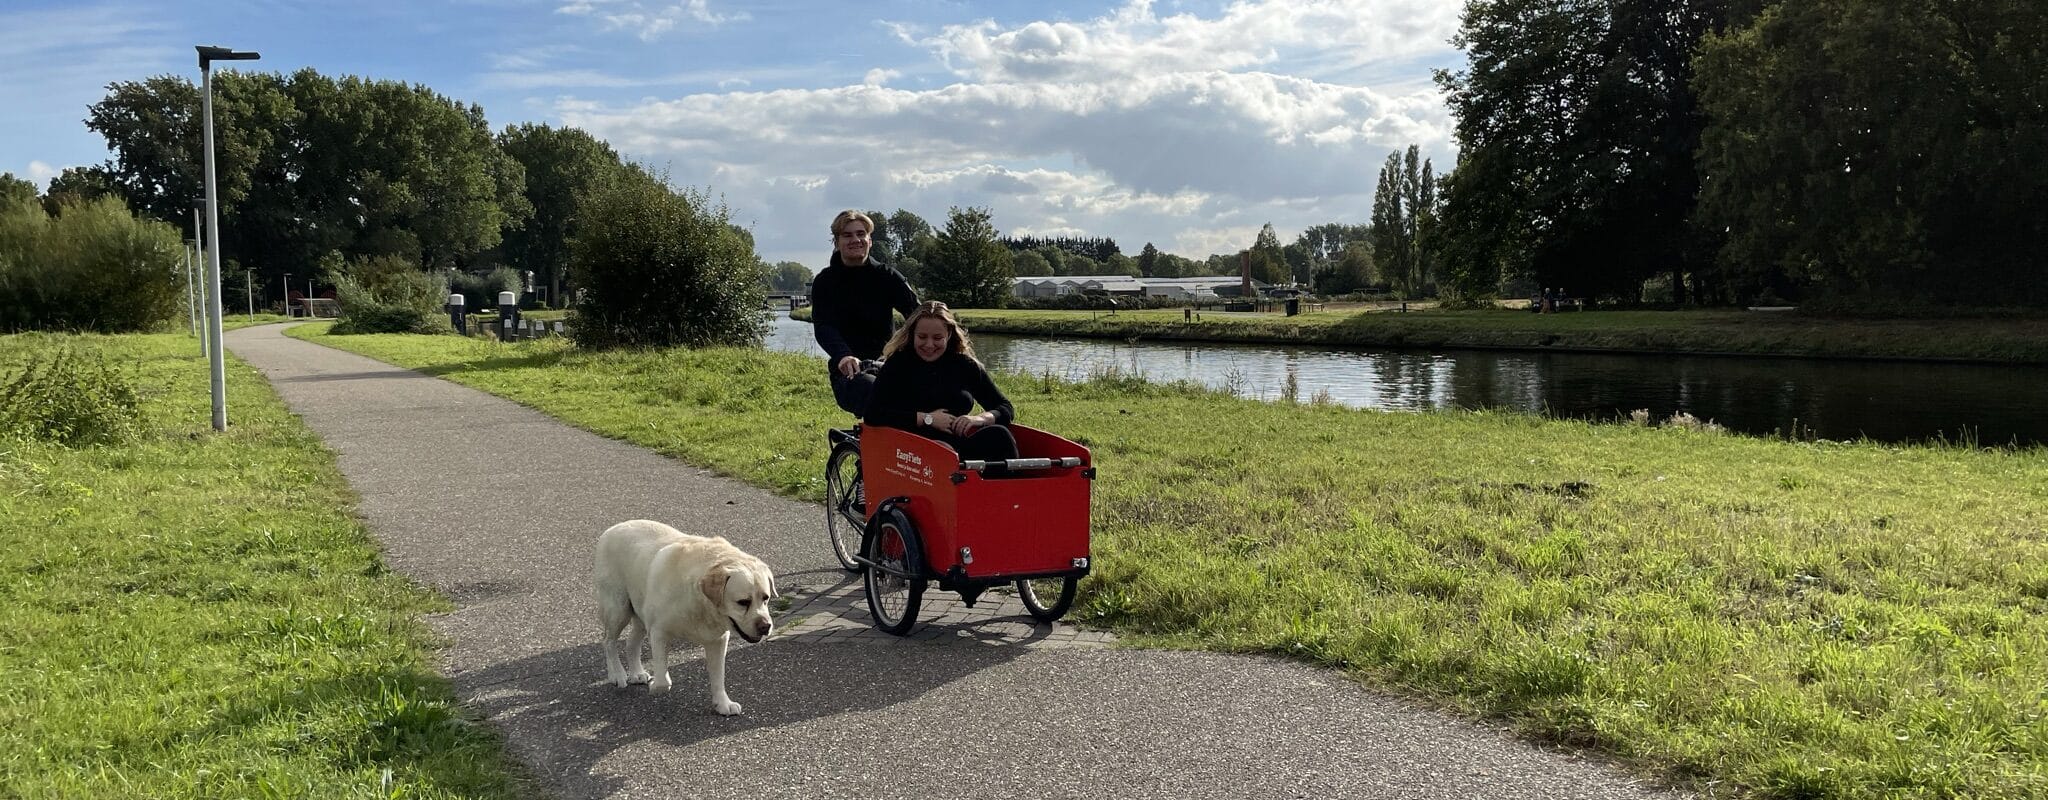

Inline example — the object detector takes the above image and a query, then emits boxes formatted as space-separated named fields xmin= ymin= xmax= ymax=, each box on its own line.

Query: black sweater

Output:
xmin=810 ymin=254 xmax=918 ymax=363
xmin=864 ymin=353 xmax=1014 ymax=431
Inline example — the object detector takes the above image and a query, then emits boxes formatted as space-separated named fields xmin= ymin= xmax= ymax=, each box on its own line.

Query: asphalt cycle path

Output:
xmin=227 ymin=323 xmax=1689 ymax=800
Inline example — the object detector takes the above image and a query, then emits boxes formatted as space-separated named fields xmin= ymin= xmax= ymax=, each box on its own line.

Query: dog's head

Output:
xmin=700 ymin=558 xmax=777 ymax=643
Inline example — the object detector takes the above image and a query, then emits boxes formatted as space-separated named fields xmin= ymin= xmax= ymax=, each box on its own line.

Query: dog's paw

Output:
xmin=625 ymin=669 xmax=652 ymax=686
xmin=713 ymin=699 xmax=743 ymax=716
xmin=648 ymin=674 xmax=672 ymax=694
xmin=607 ymin=669 xmax=628 ymax=688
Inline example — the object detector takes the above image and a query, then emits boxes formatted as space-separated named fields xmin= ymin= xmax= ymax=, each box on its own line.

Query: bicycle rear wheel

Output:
xmin=824 ymin=440 xmax=863 ymax=571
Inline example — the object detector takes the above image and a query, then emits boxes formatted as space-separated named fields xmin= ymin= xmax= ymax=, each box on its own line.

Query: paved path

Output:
xmin=227 ymin=323 xmax=1688 ymax=800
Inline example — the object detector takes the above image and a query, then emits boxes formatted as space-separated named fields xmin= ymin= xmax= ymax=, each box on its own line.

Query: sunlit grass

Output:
xmin=0 ymin=332 xmax=528 ymax=799
xmin=294 ymin=324 xmax=2048 ymax=798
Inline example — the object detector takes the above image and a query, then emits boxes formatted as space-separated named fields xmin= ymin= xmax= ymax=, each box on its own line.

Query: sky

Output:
xmin=1 ymin=0 xmax=1466 ymax=267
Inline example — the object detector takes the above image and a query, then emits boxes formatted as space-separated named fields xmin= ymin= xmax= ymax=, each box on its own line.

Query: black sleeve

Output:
xmin=810 ymin=272 xmax=854 ymax=363
xmin=963 ymin=359 xmax=1013 ymax=426
xmin=862 ymin=357 xmax=919 ymax=430
xmin=888 ymin=267 xmax=919 ymax=318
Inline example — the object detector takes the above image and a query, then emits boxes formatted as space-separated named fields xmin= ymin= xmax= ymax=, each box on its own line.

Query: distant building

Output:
xmin=1011 ymin=274 xmax=1265 ymax=299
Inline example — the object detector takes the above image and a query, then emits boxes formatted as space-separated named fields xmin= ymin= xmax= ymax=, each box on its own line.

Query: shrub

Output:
xmin=0 ymin=341 xmax=143 ymax=446
xmin=447 ymin=266 xmax=522 ymax=312
xmin=0 ymin=196 xmax=184 ymax=333
xmin=569 ymin=175 xmax=764 ymax=349
xmin=330 ymin=255 xmax=451 ymax=335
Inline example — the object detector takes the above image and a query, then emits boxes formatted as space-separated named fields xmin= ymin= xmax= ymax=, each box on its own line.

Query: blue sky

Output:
xmin=3 ymin=0 xmax=1465 ymax=266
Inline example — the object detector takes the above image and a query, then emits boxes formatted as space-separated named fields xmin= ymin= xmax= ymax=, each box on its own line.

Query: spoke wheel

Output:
xmin=863 ymin=508 xmax=924 ymax=636
xmin=1017 ymin=576 xmax=1078 ymax=622
xmin=824 ymin=442 xmax=863 ymax=571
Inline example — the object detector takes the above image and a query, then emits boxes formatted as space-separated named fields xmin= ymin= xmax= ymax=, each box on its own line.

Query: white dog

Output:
xmin=593 ymin=520 xmax=777 ymax=716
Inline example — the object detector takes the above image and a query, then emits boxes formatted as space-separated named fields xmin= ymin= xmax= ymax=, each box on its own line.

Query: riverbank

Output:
xmin=0 ymin=333 xmax=527 ymax=798
xmin=294 ymin=323 xmax=2048 ymax=799
xmin=792 ymin=306 xmax=2048 ymax=364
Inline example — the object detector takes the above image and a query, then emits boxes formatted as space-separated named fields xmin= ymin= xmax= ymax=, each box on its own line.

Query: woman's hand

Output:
xmin=950 ymin=412 xmax=989 ymax=436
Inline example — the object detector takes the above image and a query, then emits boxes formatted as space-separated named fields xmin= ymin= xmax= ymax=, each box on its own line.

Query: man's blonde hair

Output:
xmin=830 ymin=210 xmax=874 ymax=240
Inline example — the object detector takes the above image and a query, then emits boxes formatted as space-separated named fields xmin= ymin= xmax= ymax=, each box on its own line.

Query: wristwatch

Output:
xmin=922 ymin=412 xmax=934 ymax=427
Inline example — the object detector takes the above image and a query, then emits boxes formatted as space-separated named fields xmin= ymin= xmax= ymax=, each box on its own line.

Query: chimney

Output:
xmin=1240 ymin=252 xmax=1251 ymax=297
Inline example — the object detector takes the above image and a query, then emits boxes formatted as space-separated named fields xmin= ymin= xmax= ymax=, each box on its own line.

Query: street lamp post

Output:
xmin=245 ymin=268 xmax=255 ymax=319
xmin=198 ymin=44 xmax=259 ymax=431
xmin=191 ymin=207 xmax=206 ymax=357
xmin=183 ymin=240 xmax=198 ymax=337
xmin=281 ymin=273 xmax=291 ymax=318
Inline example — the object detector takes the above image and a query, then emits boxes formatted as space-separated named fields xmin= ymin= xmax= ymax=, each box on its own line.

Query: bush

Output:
xmin=329 ymin=255 xmax=451 ymax=335
xmin=0 ymin=196 xmax=184 ymax=333
xmin=568 ymin=176 xmax=764 ymax=349
xmin=0 ymin=341 xmax=143 ymax=446
xmin=447 ymin=266 xmax=522 ymax=312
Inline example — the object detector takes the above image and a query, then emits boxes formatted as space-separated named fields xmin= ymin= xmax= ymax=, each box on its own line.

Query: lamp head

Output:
xmin=196 ymin=45 xmax=261 ymax=69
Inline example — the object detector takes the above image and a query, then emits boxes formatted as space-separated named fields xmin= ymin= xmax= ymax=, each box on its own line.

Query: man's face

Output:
xmin=836 ymin=221 xmax=872 ymax=264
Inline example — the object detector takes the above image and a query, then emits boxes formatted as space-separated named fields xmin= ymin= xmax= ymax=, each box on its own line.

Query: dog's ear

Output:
xmin=700 ymin=563 xmax=731 ymax=604
xmin=756 ymin=562 xmax=779 ymax=599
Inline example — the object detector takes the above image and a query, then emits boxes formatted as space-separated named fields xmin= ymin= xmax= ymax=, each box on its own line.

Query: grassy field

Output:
xmin=828 ymin=307 xmax=2048 ymax=364
xmin=294 ymin=323 xmax=2048 ymax=799
xmin=0 ymin=333 xmax=528 ymax=799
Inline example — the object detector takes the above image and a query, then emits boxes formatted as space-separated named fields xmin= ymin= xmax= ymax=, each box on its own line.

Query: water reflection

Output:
xmin=766 ymin=315 xmax=2048 ymax=446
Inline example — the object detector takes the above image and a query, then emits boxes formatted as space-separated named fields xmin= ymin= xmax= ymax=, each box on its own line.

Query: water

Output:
xmin=766 ymin=315 xmax=2048 ymax=447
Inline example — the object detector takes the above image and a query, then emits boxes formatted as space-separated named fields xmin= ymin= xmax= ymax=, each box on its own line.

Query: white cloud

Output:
xmin=553 ymin=0 xmax=749 ymax=38
xmin=24 ymin=161 xmax=62 ymax=189
xmin=551 ymin=0 xmax=1460 ymax=265
xmin=916 ymin=0 xmax=1458 ymax=84
xmin=564 ymin=72 xmax=1448 ymax=200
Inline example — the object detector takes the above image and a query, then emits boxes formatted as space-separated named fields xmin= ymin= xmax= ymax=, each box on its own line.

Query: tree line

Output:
xmin=1435 ymin=0 xmax=2046 ymax=307
xmin=36 ymin=69 xmax=645 ymax=311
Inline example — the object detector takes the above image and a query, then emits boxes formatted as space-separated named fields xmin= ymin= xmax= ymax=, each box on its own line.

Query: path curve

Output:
xmin=226 ymin=323 xmax=1687 ymax=800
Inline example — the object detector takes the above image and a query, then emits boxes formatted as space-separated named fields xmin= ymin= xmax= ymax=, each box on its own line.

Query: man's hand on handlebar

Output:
xmin=835 ymin=355 xmax=860 ymax=378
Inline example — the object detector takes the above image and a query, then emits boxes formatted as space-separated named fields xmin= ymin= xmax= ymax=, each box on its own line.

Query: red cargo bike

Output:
xmin=824 ymin=423 xmax=1094 ymax=635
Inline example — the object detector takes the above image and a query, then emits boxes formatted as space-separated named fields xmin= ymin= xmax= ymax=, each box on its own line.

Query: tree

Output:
xmin=1240 ymin=223 xmax=1289 ymax=286
xmin=500 ymin=123 xmax=628 ymax=306
xmin=1371 ymin=153 xmax=1410 ymax=294
xmin=920 ymin=206 xmax=1015 ymax=308
xmin=1314 ymin=242 xmax=1378 ymax=294
xmin=1695 ymin=0 xmax=2047 ymax=305
xmin=767 ymin=261 xmax=813 ymax=292
xmin=1138 ymin=242 xmax=1161 ymax=277
xmin=0 ymin=174 xmax=35 ymax=211
xmin=1436 ymin=0 xmax=1732 ymax=301
xmin=569 ymin=178 xmax=765 ymax=349
xmin=1011 ymin=250 xmax=1053 ymax=277
xmin=285 ymin=71 xmax=531 ymax=269
xmin=82 ymin=69 xmax=532 ymax=301
xmin=41 ymin=167 xmax=119 ymax=215
xmin=862 ymin=208 xmax=896 ymax=262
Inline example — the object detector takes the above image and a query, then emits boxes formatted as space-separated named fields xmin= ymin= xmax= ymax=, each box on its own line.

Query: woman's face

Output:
xmin=835 ymin=220 xmax=872 ymax=264
xmin=912 ymin=317 xmax=950 ymax=362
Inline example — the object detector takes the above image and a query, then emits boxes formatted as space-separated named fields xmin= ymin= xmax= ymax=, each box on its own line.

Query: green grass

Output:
xmin=931 ymin=307 xmax=2048 ymax=364
xmin=291 ymin=323 xmax=2048 ymax=799
xmin=0 ymin=332 xmax=529 ymax=799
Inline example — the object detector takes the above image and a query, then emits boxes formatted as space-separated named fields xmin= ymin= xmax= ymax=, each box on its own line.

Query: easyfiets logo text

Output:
xmin=889 ymin=448 xmax=935 ymax=485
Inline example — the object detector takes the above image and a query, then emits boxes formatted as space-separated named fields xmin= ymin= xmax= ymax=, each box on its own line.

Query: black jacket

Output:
xmin=811 ymin=254 xmax=917 ymax=363
xmin=864 ymin=353 xmax=1014 ymax=431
